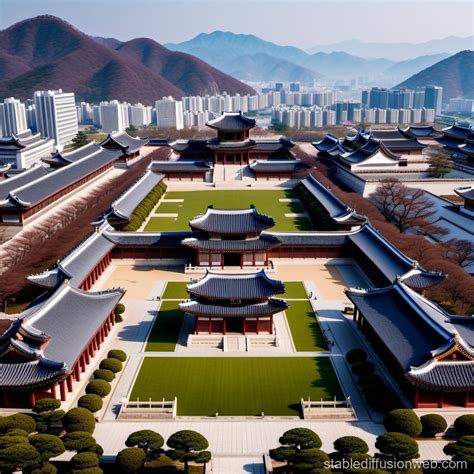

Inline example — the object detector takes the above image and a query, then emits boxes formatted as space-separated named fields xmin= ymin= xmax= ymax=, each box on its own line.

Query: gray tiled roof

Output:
xmin=109 ymin=170 xmax=164 ymax=221
xmin=267 ymin=231 xmax=349 ymax=246
xmin=100 ymin=131 xmax=149 ymax=154
xmin=42 ymin=142 xmax=103 ymax=166
xmin=206 ymin=112 xmax=256 ymax=131
xmin=340 ymin=141 xmax=400 ymax=164
xmin=346 ymin=283 xmax=453 ymax=370
xmin=454 ymin=186 xmax=474 ymax=202
xmin=313 ymin=134 xmax=340 ymax=152
xmin=181 ymin=234 xmax=280 ymax=252
xmin=0 ymin=148 xmax=120 ymax=209
xmin=0 ymin=165 xmax=51 ymax=201
xmin=206 ymin=138 xmax=256 ymax=149
xmin=341 ymin=131 xmax=370 ymax=149
xmin=435 ymin=136 xmax=465 ymax=149
xmin=406 ymin=362 xmax=473 ymax=391
xmin=0 ymin=359 xmax=66 ymax=390
xmin=149 ymin=161 xmax=212 ymax=172
xmin=399 ymin=125 xmax=438 ymax=138
xmin=348 ymin=223 xmax=445 ymax=286
xmin=301 ymin=175 xmax=365 ymax=224
xmin=252 ymin=138 xmax=295 ymax=151
xmin=249 ymin=159 xmax=310 ymax=172
xmin=441 ymin=123 xmax=474 ymax=140
xmin=189 ymin=207 xmax=275 ymax=234
xmin=168 ymin=139 xmax=210 ymax=153
xmin=379 ymin=138 xmax=426 ymax=151
xmin=188 ymin=270 xmax=285 ymax=300
xmin=458 ymin=140 xmax=474 ymax=155
xmin=104 ymin=230 xmax=194 ymax=247
xmin=179 ymin=298 xmax=288 ymax=317
xmin=370 ymin=129 xmax=407 ymax=140
xmin=23 ymin=284 xmax=124 ymax=369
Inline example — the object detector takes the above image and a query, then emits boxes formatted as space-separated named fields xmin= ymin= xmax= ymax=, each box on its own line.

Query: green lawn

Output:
xmin=145 ymin=301 xmax=184 ymax=352
xmin=131 ymin=357 xmax=343 ymax=416
xmin=161 ymin=282 xmax=189 ymax=300
xmin=282 ymin=281 xmax=308 ymax=300
xmin=285 ymin=301 xmax=328 ymax=352
xmin=144 ymin=190 xmax=313 ymax=232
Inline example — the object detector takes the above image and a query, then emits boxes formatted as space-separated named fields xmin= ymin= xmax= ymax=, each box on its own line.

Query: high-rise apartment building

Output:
xmin=33 ymin=90 xmax=78 ymax=146
xmin=99 ymin=101 xmax=129 ymax=133
xmin=0 ymin=97 xmax=28 ymax=137
xmin=424 ymin=85 xmax=443 ymax=115
xmin=155 ymin=97 xmax=184 ymax=130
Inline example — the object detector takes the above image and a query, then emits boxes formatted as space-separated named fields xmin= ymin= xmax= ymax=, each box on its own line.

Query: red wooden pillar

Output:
xmin=243 ymin=318 xmax=246 ymax=335
xmin=50 ymin=384 xmax=57 ymax=399
xmin=84 ymin=349 xmax=90 ymax=365
xmin=67 ymin=375 xmax=73 ymax=392
xmin=223 ymin=319 xmax=226 ymax=335
xmin=240 ymin=253 xmax=243 ymax=269
xmin=256 ymin=317 xmax=259 ymax=335
xmin=29 ymin=392 xmax=36 ymax=408
xmin=59 ymin=380 xmax=67 ymax=401
xmin=438 ymin=391 xmax=444 ymax=408
xmin=208 ymin=317 xmax=211 ymax=335
xmin=74 ymin=363 xmax=80 ymax=381
xmin=80 ymin=353 xmax=86 ymax=372
xmin=270 ymin=315 xmax=273 ymax=335
xmin=252 ymin=253 xmax=255 ymax=266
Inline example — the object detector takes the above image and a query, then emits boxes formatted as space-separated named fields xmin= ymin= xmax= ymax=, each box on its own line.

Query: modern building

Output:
xmin=179 ymin=270 xmax=287 ymax=335
xmin=99 ymin=101 xmax=130 ymax=133
xmin=448 ymin=98 xmax=474 ymax=114
xmin=156 ymin=96 xmax=184 ymax=130
xmin=128 ymin=103 xmax=152 ymax=127
xmin=0 ymin=129 xmax=55 ymax=170
xmin=33 ymin=90 xmax=78 ymax=146
xmin=0 ymin=97 xmax=28 ymax=137
xmin=424 ymin=85 xmax=443 ymax=115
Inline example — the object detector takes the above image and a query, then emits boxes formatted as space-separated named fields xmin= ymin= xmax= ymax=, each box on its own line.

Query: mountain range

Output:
xmin=307 ymin=36 xmax=474 ymax=61
xmin=397 ymin=50 xmax=474 ymax=101
xmin=166 ymin=31 xmax=470 ymax=85
xmin=0 ymin=16 xmax=254 ymax=104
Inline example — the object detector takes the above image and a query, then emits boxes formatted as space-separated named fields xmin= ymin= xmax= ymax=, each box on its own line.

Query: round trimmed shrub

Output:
xmin=351 ymin=360 xmax=375 ymax=376
xmin=346 ymin=348 xmax=367 ymax=364
xmin=292 ymin=448 xmax=330 ymax=471
xmin=31 ymin=462 xmax=57 ymax=474
xmin=116 ymin=447 xmax=146 ymax=473
xmin=108 ymin=349 xmax=127 ymax=362
xmin=0 ymin=413 xmax=36 ymax=434
xmin=384 ymin=409 xmax=422 ymax=438
xmin=78 ymin=394 xmax=104 ymax=413
xmin=420 ymin=414 xmax=447 ymax=438
xmin=62 ymin=408 xmax=95 ymax=434
xmin=333 ymin=436 xmax=369 ymax=455
xmin=0 ymin=435 xmax=29 ymax=449
xmin=5 ymin=429 xmax=29 ymax=437
xmin=62 ymin=432 xmax=97 ymax=453
xmin=99 ymin=358 xmax=122 ymax=373
xmin=85 ymin=380 xmax=111 ymax=398
xmin=115 ymin=304 xmax=125 ymax=316
xmin=71 ymin=451 xmax=99 ymax=470
xmin=375 ymin=432 xmax=419 ymax=461
xmin=454 ymin=414 xmax=474 ymax=436
xmin=357 ymin=374 xmax=383 ymax=387
xmin=93 ymin=369 xmax=115 ymax=382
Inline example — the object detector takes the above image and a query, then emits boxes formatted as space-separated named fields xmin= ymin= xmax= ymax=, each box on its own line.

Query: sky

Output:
xmin=0 ymin=0 xmax=472 ymax=48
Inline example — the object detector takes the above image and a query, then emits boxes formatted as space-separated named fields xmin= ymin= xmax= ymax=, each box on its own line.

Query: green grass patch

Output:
xmin=161 ymin=282 xmax=189 ymax=300
xmin=283 ymin=281 xmax=308 ymax=299
xmin=131 ymin=357 xmax=342 ymax=416
xmin=145 ymin=301 xmax=184 ymax=352
xmin=285 ymin=301 xmax=328 ymax=352
xmin=143 ymin=190 xmax=313 ymax=232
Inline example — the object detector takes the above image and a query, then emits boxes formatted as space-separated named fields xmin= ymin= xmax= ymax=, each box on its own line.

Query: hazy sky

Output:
xmin=1 ymin=0 xmax=472 ymax=48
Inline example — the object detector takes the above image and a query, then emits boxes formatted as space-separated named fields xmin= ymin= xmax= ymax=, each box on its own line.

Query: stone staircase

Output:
xmin=224 ymin=335 xmax=247 ymax=352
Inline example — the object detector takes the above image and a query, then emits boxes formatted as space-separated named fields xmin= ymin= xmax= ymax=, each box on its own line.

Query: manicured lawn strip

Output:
xmin=145 ymin=301 xmax=184 ymax=352
xmin=144 ymin=190 xmax=313 ymax=232
xmin=131 ymin=357 xmax=343 ymax=416
xmin=285 ymin=301 xmax=328 ymax=352
xmin=161 ymin=282 xmax=189 ymax=300
xmin=155 ymin=202 xmax=184 ymax=214
xmin=283 ymin=281 xmax=308 ymax=299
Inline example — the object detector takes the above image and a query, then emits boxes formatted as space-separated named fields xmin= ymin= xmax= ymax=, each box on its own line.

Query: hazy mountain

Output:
xmin=396 ymin=50 xmax=474 ymax=100
xmin=92 ymin=36 xmax=124 ymax=50
xmin=384 ymin=53 xmax=451 ymax=83
xmin=0 ymin=16 xmax=254 ymax=103
xmin=307 ymin=36 xmax=474 ymax=61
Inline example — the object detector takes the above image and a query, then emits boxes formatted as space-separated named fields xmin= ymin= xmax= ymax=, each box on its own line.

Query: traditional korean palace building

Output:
xmin=347 ymin=281 xmax=473 ymax=408
xmin=0 ymin=129 xmax=55 ymax=170
xmin=151 ymin=112 xmax=306 ymax=181
xmin=179 ymin=271 xmax=287 ymax=335
xmin=0 ymin=283 xmax=124 ymax=408
xmin=455 ymin=185 xmax=474 ymax=212
xmin=0 ymin=133 xmax=149 ymax=226
xmin=436 ymin=123 xmax=474 ymax=156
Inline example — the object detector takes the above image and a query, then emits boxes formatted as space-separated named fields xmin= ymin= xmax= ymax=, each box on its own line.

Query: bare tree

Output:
xmin=442 ymin=239 xmax=474 ymax=268
xmin=371 ymin=178 xmax=442 ymax=233
xmin=425 ymin=147 xmax=453 ymax=178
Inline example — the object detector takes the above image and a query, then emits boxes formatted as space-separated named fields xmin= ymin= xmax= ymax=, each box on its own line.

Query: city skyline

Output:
xmin=1 ymin=0 xmax=473 ymax=49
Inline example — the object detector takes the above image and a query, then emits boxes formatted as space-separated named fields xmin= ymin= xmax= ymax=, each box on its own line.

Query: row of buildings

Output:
xmin=0 ymin=90 xmax=78 ymax=147
xmin=271 ymin=105 xmax=436 ymax=128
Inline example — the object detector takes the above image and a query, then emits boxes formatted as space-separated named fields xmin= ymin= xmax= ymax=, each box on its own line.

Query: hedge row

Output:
xmin=345 ymin=349 xmax=401 ymax=414
xmin=294 ymin=183 xmax=334 ymax=231
xmin=123 ymin=181 xmax=167 ymax=231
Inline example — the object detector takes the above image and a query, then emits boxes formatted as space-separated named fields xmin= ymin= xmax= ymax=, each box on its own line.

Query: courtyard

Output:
xmin=130 ymin=356 xmax=343 ymax=416
xmin=143 ymin=189 xmax=314 ymax=232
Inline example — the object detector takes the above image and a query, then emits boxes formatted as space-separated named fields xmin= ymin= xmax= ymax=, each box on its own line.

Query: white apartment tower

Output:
xmin=155 ymin=97 xmax=184 ymax=130
xmin=99 ymin=101 xmax=130 ymax=133
xmin=0 ymin=97 xmax=28 ymax=137
xmin=33 ymin=90 xmax=78 ymax=146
